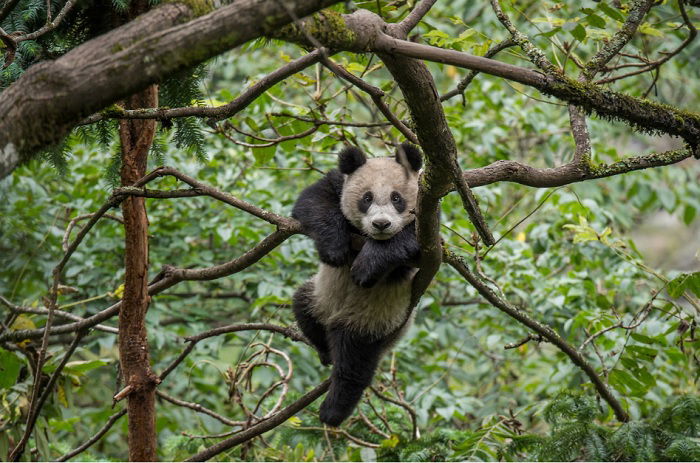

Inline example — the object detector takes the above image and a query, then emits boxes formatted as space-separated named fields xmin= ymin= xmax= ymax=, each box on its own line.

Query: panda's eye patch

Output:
xmin=358 ymin=191 xmax=373 ymax=213
xmin=391 ymin=191 xmax=406 ymax=213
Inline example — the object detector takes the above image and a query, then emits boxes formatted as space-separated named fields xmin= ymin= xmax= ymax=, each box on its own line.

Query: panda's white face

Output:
xmin=340 ymin=158 xmax=419 ymax=240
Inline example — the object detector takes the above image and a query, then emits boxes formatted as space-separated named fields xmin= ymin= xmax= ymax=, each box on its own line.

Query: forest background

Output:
xmin=0 ymin=0 xmax=699 ymax=460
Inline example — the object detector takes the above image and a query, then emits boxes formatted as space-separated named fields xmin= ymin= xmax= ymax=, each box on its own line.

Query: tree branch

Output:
xmin=461 ymin=148 xmax=692 ymax=189
xmin=57 ymin=409 xmax=127 ymax=461
xmin=320 ymin=56 xmax=418 ymax=144
xmin=583 ymin=0 xmax=656 ymax=79
xmin=443 ymin=249 xmax=629 ymax=422
xmin=393 ymin=0 xmax=437 ymax=37
xmin=185 ymin=379 xmax=331 ymax=461
xmin=81 ymin=49 xmax=327 ymax=124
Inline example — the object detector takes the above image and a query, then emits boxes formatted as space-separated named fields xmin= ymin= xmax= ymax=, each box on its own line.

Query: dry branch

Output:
xmin=185 ymin=380 xmax=331 ymax=461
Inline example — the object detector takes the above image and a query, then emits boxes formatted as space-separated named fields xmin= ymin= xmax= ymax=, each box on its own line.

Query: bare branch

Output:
xmin=82 ymin=49 xmax=327 ymax=124
xmin=157 ymin=390 xmax=244 ymax=427
xmin=596 ymin=0 xmax=698 ymax=85
xmin=215 ymin=121 xmax=319 ymax=148
xmin=15 ymin=0 xmax=78 ymax=43
xmin=321 ymin=57 xmax=419 ymax=144
xmin=489 ymin=0 xmax=557 ymax=73
xmin=461 ymin=148 xmax=693 ymax=189
xmin=270 ymin=112 xmax=394 ymax=127
xmin=504 ymin=333 xmax=544 ymax=350
xmin=57 ymin=409 xmax=126 ymax=461
xmin=0 ymin=298 xmax=118 ymax=334
xmin=370 ymin=386 xmax=419 ymax=440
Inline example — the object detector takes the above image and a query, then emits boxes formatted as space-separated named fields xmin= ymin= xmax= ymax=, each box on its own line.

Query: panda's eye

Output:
xmin=362 ymin=192 xmax=373 ymax=203
xmin=391 ymin=192 xmax=402 ymax=203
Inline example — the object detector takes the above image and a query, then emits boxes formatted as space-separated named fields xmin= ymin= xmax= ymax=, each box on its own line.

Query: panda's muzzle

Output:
xmin=372 ymin=219 xmax=391 ymax=231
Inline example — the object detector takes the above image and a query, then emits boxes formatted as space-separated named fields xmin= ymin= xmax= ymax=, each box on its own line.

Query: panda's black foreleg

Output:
xmin=319 ymin=327 xmax=386 ymax=426
xmin=351 ymin=223 xmax=420 ymax=288
xmin=292 ymin=170 xmax=353 ymax=267
xmin=292 ymin=281 xmax=332 ymax=366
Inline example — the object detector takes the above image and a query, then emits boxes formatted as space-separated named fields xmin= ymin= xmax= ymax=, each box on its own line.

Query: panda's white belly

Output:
xmin=311 ymin=264 xmax=417 ymax=336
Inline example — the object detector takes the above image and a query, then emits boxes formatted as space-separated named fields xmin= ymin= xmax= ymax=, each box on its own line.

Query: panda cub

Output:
xmin=292 ymin=142 xmax=422 ymax=426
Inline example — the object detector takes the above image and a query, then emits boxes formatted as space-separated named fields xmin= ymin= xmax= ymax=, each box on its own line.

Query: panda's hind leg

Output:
xmin=319 ymin=327 xmax=386 ymax=426
xmin=292 ymin=280 xmax=331 ymax=366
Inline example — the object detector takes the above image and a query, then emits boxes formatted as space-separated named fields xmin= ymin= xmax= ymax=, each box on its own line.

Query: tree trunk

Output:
xmin=118 ymin=85 xmax=159 ymax=461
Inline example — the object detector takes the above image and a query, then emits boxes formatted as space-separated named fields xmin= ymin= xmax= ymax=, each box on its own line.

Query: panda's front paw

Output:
xmin=317 ymin=243 xmax=351 ymax=267
xmin=319 ymin=350 xmax=332 ymax=366
xmin=350 ymin=259 xmax=379 ymax=288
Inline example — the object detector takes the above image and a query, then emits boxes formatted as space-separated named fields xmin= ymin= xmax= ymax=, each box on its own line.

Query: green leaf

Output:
xmin=683 ymin=204 xmax=696 ymax=225
xmin=586 ymin=14 xmax=606 ymax=28
xmin=0 ymin=348 xmax=21 ymax=388
xmin=253 ymin=145 xmax=276 ymax=165
xmin=570 ymin=24 xmax=587 ymax=42
xmin=639 ymin=23 xmax=664 ymax=37
xmin=64 ymin=359 xmax=108 ymax=375
xmin=667 ymin=272 xmax=700 ymax=298
xmin=627 ymin=345 xmax=658 ymax=360
xmin=598 ymin=2 xmax=625 ymax=22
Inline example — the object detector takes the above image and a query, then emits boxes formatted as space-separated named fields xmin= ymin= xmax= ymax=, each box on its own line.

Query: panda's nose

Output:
xmin=372 ymin=219 xmax=391 ymax=231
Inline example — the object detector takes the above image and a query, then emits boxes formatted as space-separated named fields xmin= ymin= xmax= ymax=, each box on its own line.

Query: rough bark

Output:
xmin=0 ymin=0 xmax=341 ymax=179
xmin=118 ymin=85 xmax=159 ymax=461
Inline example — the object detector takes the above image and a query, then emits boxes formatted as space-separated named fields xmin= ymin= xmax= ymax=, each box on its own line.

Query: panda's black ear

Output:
xmin=338 ymin=146 xmax=367 ymax=174
xmin=395 ymin=142 xmax=423 ymax=172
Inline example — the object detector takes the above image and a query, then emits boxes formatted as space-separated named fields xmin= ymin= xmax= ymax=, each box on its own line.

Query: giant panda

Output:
xmin=292 ymin=142 xmax=422 ymax=426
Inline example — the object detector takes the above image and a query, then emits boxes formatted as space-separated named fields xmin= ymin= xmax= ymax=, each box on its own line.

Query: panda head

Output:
xmin=339 ymin=143 xmax=423 ymax=240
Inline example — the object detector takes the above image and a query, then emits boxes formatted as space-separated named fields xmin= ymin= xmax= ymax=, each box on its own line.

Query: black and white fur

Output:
xmin=292 ymin=143 xmax=422 ymax=426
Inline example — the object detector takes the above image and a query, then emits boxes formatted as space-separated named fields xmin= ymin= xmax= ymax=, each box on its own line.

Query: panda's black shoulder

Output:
xmin=292 ymin=169 xmax=345 ymax=220
xmin=325 ymin=169 xmax=346 ymax=197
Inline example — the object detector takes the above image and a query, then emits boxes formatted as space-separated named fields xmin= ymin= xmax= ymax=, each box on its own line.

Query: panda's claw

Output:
xmin=319 ymin=350 xmax=333 ymax=366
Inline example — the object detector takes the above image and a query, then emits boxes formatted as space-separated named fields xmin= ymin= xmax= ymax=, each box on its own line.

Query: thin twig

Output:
xmin=321 ymin=57 xmax=419 ymax=144
xmin=82 ymin=50 xmax=327 ymax=124
xmin=9 ymin=330 xmax=87 ymax=460
xmin=157 ymin=390 xmax=244 ymax=427
xmin=62 ymin=213 xmax=123 ymax=251
xmin=185 ymin=379 xmax=331 ymax=461
xmin=57 ymin=409 xmax=126 ymax=461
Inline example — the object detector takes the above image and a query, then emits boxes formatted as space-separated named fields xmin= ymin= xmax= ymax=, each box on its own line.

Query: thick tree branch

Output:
xmin=275 ymin=11 xmax=700 ymax=144
xmin=0 ymin=0 xmax=341 ymax=179
xmin=461 ymin=148 xmax=692 ymax=188
xmin=372 ymin=35 xmax=700 ymax=145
